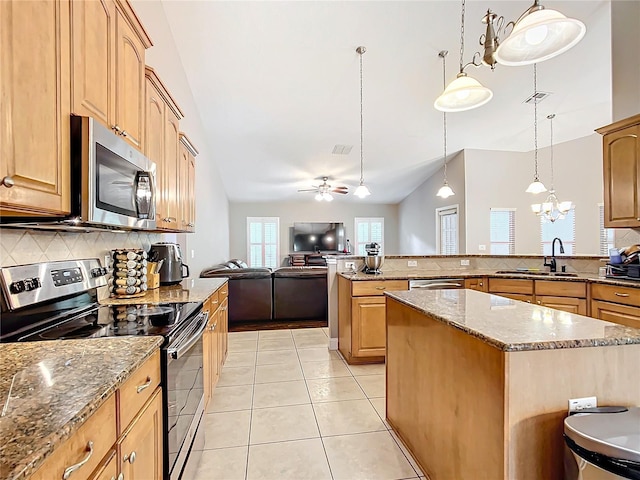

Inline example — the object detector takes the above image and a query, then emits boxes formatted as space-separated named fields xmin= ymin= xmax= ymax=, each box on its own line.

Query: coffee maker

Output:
xmin=363 ymin=242 xmax=384 ymax=274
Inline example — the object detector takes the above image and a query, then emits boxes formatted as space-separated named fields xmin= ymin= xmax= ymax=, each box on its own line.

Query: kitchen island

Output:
xmin=0 ymin=336 xmax=163 ymax=480
xmin=385 ymin=289 xmax=640 ymax=480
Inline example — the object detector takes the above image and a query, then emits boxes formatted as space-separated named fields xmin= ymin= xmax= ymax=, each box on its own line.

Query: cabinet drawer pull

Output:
xmin=123 ymin=451 xmax=137 ymax=464
xmin=136 ymin=376 xmax=152 ymax=393
xmin=375 ymin=286 xmax=386 ymax=290
xmin=1 ymin=176 xmax=15 ymax=188
xmin=614 ymin=292 xmax=630 ymax=298
xmin=62 ymin=441 xmax=94 ymax=479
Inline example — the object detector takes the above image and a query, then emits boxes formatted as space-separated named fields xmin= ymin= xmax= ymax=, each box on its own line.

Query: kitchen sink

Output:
xmin=494 ymin=270 xmax=579 ymax=277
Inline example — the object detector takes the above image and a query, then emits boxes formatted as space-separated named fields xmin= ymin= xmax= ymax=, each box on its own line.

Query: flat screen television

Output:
xmin=292 ymin=222 xmax=345 ymax=253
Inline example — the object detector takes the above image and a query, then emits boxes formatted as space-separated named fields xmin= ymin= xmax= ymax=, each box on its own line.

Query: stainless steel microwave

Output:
xmin=70 ymin=116 xmax=156 ymax=230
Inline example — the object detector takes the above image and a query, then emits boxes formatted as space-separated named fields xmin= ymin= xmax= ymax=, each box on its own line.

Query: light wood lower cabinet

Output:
xmin=31 ymin=351 xmax=162 ymax=480
xmin=203 ymin=282 xmax=229 ymax=408
xmin=535 ymin=280 xmax=587 ymax=315
xmin=591 ymin=283 xmax=640 ymax=328
xmin=338 ymin=276 xmax=408 ymax=364
xmin=118 ymin=387 xmax=163 ymax=480
xmin=488 ymin=278 xmax=534 ymax=303
xmin=1 ymin=0 xmax=71 ymax=217
xmin=465 ymin=277 xmax=487 ymax=292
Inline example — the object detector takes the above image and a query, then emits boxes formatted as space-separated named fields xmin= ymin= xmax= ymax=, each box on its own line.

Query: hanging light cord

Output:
xmin=533 ymin=63 xmax=539 ymax=180
xmin=548 ymin=113 xmax=555 ymax=189
xmin=359 ymin=47 xmax=365 ymax=185
xmin=442 ymin=54 xmax=448 ymax=179
xmin=459 ymin=0 xmax=466 ymax=73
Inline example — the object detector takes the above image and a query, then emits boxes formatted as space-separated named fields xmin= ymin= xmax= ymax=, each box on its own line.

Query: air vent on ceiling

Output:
xmin=523 ymin=91 xmax=552 ymax=105
xmin=332 ymin=145 xmax=353 ymax=155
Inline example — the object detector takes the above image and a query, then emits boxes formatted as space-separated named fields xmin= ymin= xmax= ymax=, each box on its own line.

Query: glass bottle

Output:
xmin=346 ymin=239 xmax=352 ymax=254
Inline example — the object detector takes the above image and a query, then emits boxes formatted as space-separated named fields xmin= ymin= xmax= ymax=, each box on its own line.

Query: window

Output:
xmin=599 ymin=204 xmax=615 ymax=255
xmin=490 ymin=208 xmax=515 ymax=254
xmin=540 ymin=208 xmax=575 ymax=255
xmin=354 ymin=217 xmax=384 ymax=256
xmin=436 ymin=205 xmax=458 ymax=255
xmin=246 ymin=217 xmax=279 ymax=268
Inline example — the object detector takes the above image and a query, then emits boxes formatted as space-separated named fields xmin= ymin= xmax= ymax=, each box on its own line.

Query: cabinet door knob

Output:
xmin=62 ymin=441 xmax=94 ymax=479
xmin=124 ymin=451 xmax=137 ymax=464
xmin=112 ymin=125 xmax=122 ymax=134
xmin=1 ymin=176 xmax=15 ymax=188
xmin=537 ymin=300 xmax=541 ymax=304
xmin=120 ymin=130 xmax=128 ymax=138
xmin=479 ymin=282 xmax=483 ymax=287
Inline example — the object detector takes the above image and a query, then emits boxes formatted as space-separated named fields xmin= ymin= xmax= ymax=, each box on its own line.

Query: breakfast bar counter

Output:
xmin=384 ymin=289 xmax=640 ymax=480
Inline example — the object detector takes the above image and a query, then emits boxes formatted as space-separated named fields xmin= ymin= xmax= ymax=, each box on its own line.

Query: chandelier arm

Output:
xmin=461 ymin=52 xmax=483 ymax=71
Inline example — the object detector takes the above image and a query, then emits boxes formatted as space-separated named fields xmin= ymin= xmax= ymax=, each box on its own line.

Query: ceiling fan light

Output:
xmin=436 ymin=182 xmax=455 ymax=198
xmin=525 ymin=179 xmax=547 ymax=194
xmin=354 ymin=183 xmax=371 ymax=198
xmin=495 ymin=7 xmax=586 ymax=66
xmin=323 ymin=192 xmax=334 ymax=202
xmin=314 ymin=193 xmax=323 ymax=202
xmin=434 ymin=73 xmax=493 ymax=112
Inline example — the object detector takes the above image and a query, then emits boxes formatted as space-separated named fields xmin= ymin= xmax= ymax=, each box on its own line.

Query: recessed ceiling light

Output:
xmin=332 ymin=145 xmax=353 ymax=155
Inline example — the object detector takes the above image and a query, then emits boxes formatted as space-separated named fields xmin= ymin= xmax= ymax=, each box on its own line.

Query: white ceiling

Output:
xmin=160 ymin=1 xmax=611 ymax=204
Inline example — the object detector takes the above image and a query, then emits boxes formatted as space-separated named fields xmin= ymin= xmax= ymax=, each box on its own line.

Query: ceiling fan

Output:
xmin=298 ymin=176 xmax=348 ymax=202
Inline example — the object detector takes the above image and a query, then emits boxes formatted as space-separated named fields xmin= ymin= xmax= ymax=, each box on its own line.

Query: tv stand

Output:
xmin=289 ymin=253 xmax=327 ymax=266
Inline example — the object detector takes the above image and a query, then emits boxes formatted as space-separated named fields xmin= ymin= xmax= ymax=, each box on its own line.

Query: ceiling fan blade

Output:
xmin=297 ymin=188 xmax=318 ymax=192
xmin=333 ymin=186 xmax=348 ymax=190
xmin=333 ymin=189 xmax=349 ymax=194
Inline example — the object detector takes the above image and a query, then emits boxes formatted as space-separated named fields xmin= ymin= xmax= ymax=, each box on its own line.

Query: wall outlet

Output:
xmin=478 ymin=245 xmax=486 ymax=251
xmin=345 ymin=262 xmax=356 ymax=270
xmin=568 ymin=396 xmax=597 ymax=413
xmin=460 ymin=259 xmax=470 ymax=266
xmin=407 ymin=260 xmax=418 ymax=267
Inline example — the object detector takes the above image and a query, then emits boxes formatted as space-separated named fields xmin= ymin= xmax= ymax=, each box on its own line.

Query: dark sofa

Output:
xmin=200 ymin=260 xmax=327 ymax=325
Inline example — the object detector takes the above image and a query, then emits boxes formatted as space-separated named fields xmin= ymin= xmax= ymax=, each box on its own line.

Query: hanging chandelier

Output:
xmin=531 ymin=114 xmax=572 ymax=222
xmin=434 ymin=0 xmax=492 ymax=112
xmin=354 ymin=46 xmax=371 ymax=199
xmin=436 ymin=51 xmax=455 ymax=199
xmin=525 ymin=63 xmax=547 ymax=195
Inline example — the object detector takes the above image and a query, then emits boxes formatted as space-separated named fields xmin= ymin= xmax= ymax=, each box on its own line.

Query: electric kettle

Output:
xmin=149 ymin=243 xmax=190 ymax=285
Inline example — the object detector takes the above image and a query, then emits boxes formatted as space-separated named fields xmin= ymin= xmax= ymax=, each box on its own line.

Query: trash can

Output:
xmin=564 ymin=407 xmax=640 ymax=480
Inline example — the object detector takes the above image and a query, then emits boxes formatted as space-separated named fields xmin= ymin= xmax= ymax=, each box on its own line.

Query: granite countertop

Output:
xmin=338 ymin=269 xmax=640 ymax=288
xmin=386 ymin=289 xmax=640 ymax=352
xmin=101 ymin=277 xmax=228 ymax=305
xmin=0 ymin=336 xmax=163 ymax=480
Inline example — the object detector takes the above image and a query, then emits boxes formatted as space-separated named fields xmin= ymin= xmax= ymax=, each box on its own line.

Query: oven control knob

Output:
xmin=9 ymin=280 xmax=25 ymax=294
xmin=23 ymin=278 xmax=42 ymax=292
xmin=91 ymin=268 xmax=107 ymax=278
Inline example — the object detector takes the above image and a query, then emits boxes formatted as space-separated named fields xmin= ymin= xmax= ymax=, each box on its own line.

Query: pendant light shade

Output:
xmin=434 ymin=0 xmax=492 ymax=113
xmin=434 ymin=72 xmax=493 ymax=113
xmin=354 ymin=183 xmax=371 ymax=198
xmin=525 ymin=179 xmax=547 ymax=194
xmin=495 ymin=1 xmax=586 ymax=66
xmin=437 ymin=182 xmax=455 ymax=199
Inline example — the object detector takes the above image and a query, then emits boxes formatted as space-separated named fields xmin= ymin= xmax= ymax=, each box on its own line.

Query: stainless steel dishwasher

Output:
xmin=409 ymin=278 xmax=465 ymax=290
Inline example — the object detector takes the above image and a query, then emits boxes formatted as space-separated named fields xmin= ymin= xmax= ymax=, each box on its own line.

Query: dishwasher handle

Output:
xmin=411 ymin=282 xmax=463 ymax=289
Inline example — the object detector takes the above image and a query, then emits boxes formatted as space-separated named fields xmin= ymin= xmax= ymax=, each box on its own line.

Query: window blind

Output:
xmin=354 ymin=217 xmax=384 ymax=256
xmin=490 ymin=209 xmax=515 ymax=255
xmin=247 ymin=217 xmax=279 ymax=268
xmin=540 ymin=208 xmax=575 ymax=255
xmin=437 ymin=207 xmax=458 ymax=255
xmin=599 ymin=204 xmax=615 ymax=255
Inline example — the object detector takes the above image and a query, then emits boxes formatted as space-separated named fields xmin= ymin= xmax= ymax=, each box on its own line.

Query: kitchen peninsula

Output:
xmin=384 ymin=289 xmax=640 ymax=480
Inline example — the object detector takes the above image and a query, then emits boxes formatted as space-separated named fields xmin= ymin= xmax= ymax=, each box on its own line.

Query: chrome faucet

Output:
xmin=544 ymin=237 xmax=565 ymax=272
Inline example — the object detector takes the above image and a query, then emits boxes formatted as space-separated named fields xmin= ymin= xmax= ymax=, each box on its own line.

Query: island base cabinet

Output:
xmin=386 ymin=297 xmax=640 ymax=480
xmin=88 ymin=450 xmax=118 ymax=480
xmin=118 ymin=387 xmax=163 ymax=480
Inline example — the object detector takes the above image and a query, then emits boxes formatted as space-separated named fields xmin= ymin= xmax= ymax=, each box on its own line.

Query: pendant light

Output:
xmin=531 ymin=114 xmax=572 ymax=222
xmin=354 ymin=46 xmax=371 ymax=199
xmin=436 ymin=51 xmax=455 ymax=199
xmin=434 ymin=0 xmax=493 ymax=113
xmin=494 ymin=0 xmax=586 ymax=66
xmin=525 ymin=63 xmax=547 ymax=194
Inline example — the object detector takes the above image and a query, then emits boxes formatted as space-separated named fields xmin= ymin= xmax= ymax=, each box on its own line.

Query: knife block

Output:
xmin=147 ymin=272 xmax=160 ymax=290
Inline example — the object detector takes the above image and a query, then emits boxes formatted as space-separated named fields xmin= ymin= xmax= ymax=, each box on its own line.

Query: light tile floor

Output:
xmin=193 ymin=327 xmax=426 ymax=480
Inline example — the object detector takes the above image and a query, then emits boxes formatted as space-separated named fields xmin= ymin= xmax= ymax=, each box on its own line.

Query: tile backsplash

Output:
xmin=0 ymin=229 xmax=166 ymax=267
xmin=616 ymin=228 xmax=640 ymax=248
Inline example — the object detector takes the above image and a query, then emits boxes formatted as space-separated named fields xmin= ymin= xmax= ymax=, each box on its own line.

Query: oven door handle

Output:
xmin=167 ymin=311 xmax=209 ymax=360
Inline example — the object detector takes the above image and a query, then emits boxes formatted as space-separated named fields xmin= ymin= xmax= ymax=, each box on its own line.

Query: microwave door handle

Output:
xmin=134 ymin=172 xmax=152 ymax=219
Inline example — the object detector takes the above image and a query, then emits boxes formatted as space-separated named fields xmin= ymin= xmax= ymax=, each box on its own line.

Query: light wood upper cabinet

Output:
xmin=71 ymin=0 xmax=151 ymax=149
xmin=144 ymin=67 xmax=184 ymax=231
xmin=0 ymin=0 xmax=71 ymax=216
xmin=596 ymin=113 xmax=640 ymax=228
xmin=179 ymin=134 xmax=199 ymax=232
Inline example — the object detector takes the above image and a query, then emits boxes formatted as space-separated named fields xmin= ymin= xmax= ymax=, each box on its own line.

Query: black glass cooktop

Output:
xmin=2 ymin=301 xmax=202 ymax=344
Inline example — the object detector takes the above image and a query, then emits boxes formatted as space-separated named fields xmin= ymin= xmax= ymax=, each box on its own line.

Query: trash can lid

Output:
xmin=564 ymin=407 xmax=640 ymax=463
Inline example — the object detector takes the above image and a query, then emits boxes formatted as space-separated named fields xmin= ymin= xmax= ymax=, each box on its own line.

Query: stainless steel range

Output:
xmin=0 ymin=259 xmax=207 ymax=480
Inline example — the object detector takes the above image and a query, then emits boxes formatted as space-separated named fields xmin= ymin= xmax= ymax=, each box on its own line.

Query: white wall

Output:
xmin=131 ymin=1 xmax=230 ymax=275
xmin=398 ymin=152 xmax=465 ymax=254
xmin=611 ymin=1 xmax=640 ymax=122
xmin=228 ymin=202 xmax=399 ymax=267
xmin=464 ymin=134 xmax=603 ymax=255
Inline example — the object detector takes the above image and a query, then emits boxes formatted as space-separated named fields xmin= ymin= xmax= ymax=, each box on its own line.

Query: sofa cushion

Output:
xmin=273 ymin=266 xmax=327 ymax=278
